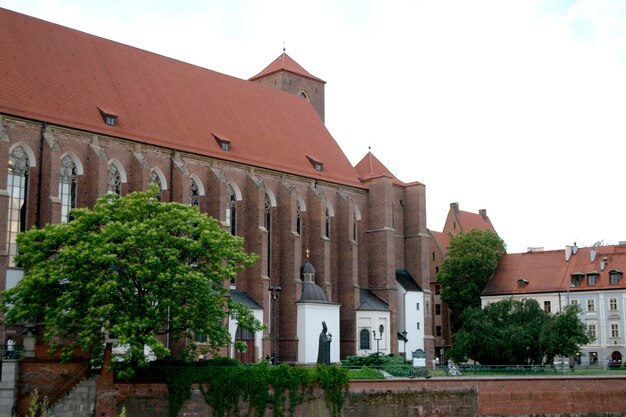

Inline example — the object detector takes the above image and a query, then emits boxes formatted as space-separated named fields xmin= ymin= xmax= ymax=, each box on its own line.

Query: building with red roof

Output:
xmin=483 ymin=243 xmax=626 ymax=366
xmin=428 ymin=202 xmax=497 ymax=361
xmin=0 ymin=8 xmax=432 ymax=407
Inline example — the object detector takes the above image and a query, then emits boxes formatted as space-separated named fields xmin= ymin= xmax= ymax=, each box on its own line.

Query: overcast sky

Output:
xmin=2 ymin=0 xmax=625 ymax=253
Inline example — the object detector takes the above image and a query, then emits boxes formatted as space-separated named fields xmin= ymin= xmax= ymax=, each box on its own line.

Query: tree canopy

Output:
xmin=438 ymin=229 xmax=506 ymax=313
xmin=449 ymin=299 xmax=590 ymax=365
xmin=3 ymin=187 xmax=262 ymax=368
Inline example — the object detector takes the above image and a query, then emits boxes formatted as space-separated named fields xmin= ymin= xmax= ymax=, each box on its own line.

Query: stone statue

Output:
xmin=317 ymin=321 xmax=332 ymax=365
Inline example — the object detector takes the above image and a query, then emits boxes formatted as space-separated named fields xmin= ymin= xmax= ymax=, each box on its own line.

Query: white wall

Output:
xmin=356 ymin=311 xmax=391 ymax=356
xmin=297 ymin=303 xmax=340 ymax=364
xmin=228 ymin=308 xmax=264 ymax=362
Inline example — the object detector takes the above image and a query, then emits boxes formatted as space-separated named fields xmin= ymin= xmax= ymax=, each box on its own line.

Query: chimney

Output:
xmin=450 ymin=202 xmax=459 ymax=214
xmin=479 ymin=209 xmax=488 ymax=221
xmin=601 ymin=256 xmax=608 ymax=271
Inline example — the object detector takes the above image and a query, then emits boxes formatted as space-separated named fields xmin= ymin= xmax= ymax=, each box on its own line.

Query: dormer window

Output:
xmin=212 ymin=133 xmax=231 ymax=151
xmin=98 ymin=107 xmax=118 ymax=126
xmin=306 ymin=155 xmax=323 ymax=172
xmin=587 ymin=272 xmax=599 ymax=286
xmin=517 ymin=279 xmax=528 ymax=289
xmin=571 ymin=273 xmax=584 ymax=287
xmin=610 ymin=270 xmax=623 ymax=285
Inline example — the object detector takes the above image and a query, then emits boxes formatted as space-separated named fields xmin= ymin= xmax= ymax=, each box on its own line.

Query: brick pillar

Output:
xmin=336 ymin=193 xmax=359 ymax=358
xmin=363 ymin=176 xmax=398 ymax=352
xmin=95 ymin=344 xmax=116 ymax=417
xmin=277 ymin=183 xmax=302 ymax=363
xmin=38 ymin=126 xmax=62 ymax=226
xmin=86 ymin=136 xmax=110 ymax=207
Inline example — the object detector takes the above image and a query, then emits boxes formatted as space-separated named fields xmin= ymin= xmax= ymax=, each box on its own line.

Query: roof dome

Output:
xmin=301 ymin=260 xmax=316 ymax=274
xmin=299 ymin=282 xmax=329 ymax=303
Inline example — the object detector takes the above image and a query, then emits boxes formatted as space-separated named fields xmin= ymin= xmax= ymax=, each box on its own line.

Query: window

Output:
xmin=352 ymin=209 xmax=358 ymax=242
xmin=517 ymin=279 xmax=528 ymax=289
xmin=189 ymin=178 xmax=200 ymax=207
xmin=416 ymin=302 xmax=420 ymax=310
xmin=588 ymin=323 xmax=596 ymax=340
xmin=7 ymin=146 xmax=30 ymax=267
xmin=610 ymin=270 xmax=623 ymax=285
xmin=195 ymin=333 xmax=207 ymax=343
xmin=435 ymin=285 xmax=440 ymax=295
xmin=59 ymin=155 xmax=77 ymax=223
xmin=589 ymin=352 xmax=598 ymax=364
xmin=416 ymin=322 xmax=420 ymax=330
xmin=219 ymin=141 xmax=230 ymax=151
xmin=544 ymin=301 xmax=551 ymax=313
xmin=307 ymin=155 xmax=323 ymax=172
xmin=149 ymin=170 xmax=163 ymax=201
xmin=226 ymin=184 xmax=237 ymax=235
xmin=324 ymin=208 xmax=330 ymax=239
xmin=587 ymin=274 xmax=598 ymax=286
xmin=264 ymin=193 xmax=272 ymax=278
xmin=611 ymin=323 xmax=620 ymax=338
xmin=610 ymin=298 xmax=618 ymax=311
xmin=359 ymin=329 xmax=370 ymax=350
xmin=107 ymin=163 xmax=122 ymax=195
xmin=432 ymin=252 xmax=435 ymax=262
xmin=571 ymin=274 xmax=583 ymax=287
xmin=435 ymin=326 xmax=442 ymax=337
xmin=435 ymin=304 xmax=441 ymax=315
xmin=296 ymin=200 xmax=302 ymax=235
xmin=570 ymin=299 xmax=578 ymax=306
xmin=587 ymin=299 xmax=596 ymax=312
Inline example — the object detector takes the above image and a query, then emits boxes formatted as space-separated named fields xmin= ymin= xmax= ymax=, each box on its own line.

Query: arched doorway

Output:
xmin=611 ymin=351 xmax=622 ymax=364
xmin=235 ymin=326 xmax=255 ymax=363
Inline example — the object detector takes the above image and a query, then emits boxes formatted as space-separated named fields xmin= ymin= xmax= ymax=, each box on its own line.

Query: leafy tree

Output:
xmin=450 ymin=299 xmax=590 ymax=365
xmin=438 ymin=229 xmax=506 ymax=314
xmin=3 ymin=187 xmax=261 ymax=369
xmin=540 ymin=304 xmax=591 ymax=363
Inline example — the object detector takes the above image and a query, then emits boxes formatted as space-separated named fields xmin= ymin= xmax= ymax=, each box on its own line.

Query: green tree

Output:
xmin=450 ymin=299 xmax=590 ymax=365
xmin=3 ymin=187 xmax=261 ymax=369
xmin=540 ymin=304 xmax=591 ymax=363
xmin=438 ymin=229 xmax=506 ymax=314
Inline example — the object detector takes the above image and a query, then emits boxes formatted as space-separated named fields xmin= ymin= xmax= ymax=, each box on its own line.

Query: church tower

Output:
xmin=250 ymin=52 xmax=326 ymax=122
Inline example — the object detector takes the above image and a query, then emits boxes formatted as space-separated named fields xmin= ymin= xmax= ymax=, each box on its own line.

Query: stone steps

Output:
xmin=48 ymin=376 xmax=97 ymax=417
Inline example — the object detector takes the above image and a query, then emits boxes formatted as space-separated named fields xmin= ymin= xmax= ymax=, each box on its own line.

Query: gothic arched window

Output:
xmin=296 ymin=199 xmax=302 ymax=235
xmin=149 ymin=170 xmax=163 ymax=201
xmin=359 ymin=328 xmax=371 ymax=350
xmin=7 ymin=146 xmax=30 ymax=266
xmin=325 ymin=208 xmax=331 ymax=239
xmin=107 ymin=163 xmax=122 ymax=196
xmin=59 ymin=154 xmax=77 ymax=223
xmin=189 ymin=178 xmax=200 ymax=207
xmin=264 ymin=193 xmax=272 ymax=277
xmin=226 ymin=184 xmax=237 ymax=235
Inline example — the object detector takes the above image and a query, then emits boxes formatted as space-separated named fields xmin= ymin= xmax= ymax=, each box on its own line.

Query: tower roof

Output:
xmin=355 ymin=151 xmax=409 ymax=186
xmin=249 ymin=52 xmax=325 ymax=83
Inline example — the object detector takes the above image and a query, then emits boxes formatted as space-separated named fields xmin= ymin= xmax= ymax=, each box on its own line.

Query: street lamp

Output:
xmin=268 ymin=285 xmax=282 ymax=364
xmin=401 ymin=330 xmax=408 ymax=362
xmin=373 ymin=324 xmax=384 ymax=364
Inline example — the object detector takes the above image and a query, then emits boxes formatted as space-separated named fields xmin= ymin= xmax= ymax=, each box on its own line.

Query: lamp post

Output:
xmin=373 ymin=324 xmax=384 ymax=364
xmin=441 ymin=339 xmax=445 ymax=366
xmin=401 ymin=330 xmax=408 ymax=362
xmin=268 ymin=285 xmax=282 ymax=364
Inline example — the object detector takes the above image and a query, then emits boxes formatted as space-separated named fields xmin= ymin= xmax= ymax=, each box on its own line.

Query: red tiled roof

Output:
xmin=354 ymin=152 xmax=407 ymax=186
xmin=458 ymin=210 xmax=495 ymax=233
xmin=429 ymin=230 xmax=450 ymax=256
xmin=0 ymin=8 xmax=362 ymax=188
xmin=484 ymin=245 xmax=626 ymax=296
xmin=249 ymin=52 xmax=325 ymax=83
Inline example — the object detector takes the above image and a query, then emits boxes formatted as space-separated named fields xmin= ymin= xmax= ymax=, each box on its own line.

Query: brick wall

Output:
xmin=91 ymin=376 xmax=626 ymax=417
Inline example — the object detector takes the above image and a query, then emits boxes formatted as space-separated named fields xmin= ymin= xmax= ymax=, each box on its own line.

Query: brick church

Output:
xmin=0 ymin=8 xmax=432 ymax=367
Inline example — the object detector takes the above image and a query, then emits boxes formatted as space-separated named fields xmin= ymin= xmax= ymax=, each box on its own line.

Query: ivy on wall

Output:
xmin=156 ymin=359 xmax=348 ymax=417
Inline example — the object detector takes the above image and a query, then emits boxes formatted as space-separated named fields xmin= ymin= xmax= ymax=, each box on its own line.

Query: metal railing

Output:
xmin=0 ymin=344 xmax=23 ymax=360
xmin=44 ymin=362 xmax=91 ymax=409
